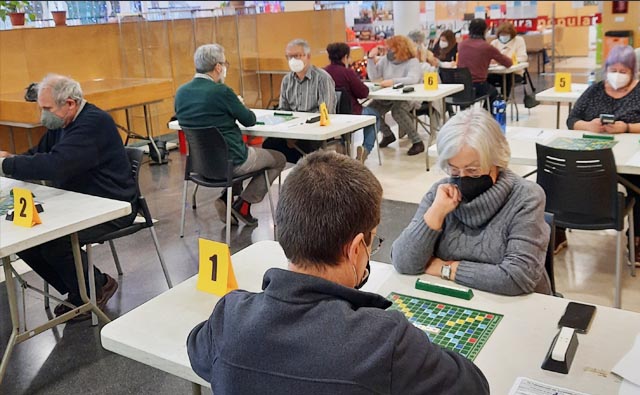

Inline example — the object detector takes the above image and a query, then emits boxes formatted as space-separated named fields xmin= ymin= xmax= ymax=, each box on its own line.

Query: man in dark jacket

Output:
xmin=187 ymin=151 xmax=489 ymax=394
xmin=0 ymin=74 xmax=137 ymax=321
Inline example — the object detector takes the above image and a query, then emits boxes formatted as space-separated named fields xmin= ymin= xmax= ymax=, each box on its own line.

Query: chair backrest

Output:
xmin=125 ymin=147 xmax=144 ymax=190
xmin=335 ymin=88 xmax=352 ymax=114
xmin=182 ymin=127 xmax=232 ymax=181
xmin=438 ymin=67 xmax=475 ymax=102
xmin=535 ymin=143 xmax=622 ymax=230
xmin=543 ymin=212 xmax=558 ymax=296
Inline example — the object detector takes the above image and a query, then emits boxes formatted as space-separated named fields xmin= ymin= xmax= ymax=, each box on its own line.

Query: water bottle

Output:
xmin=492 ymin=95 xmax=507 ymax=134
xmin=587 ymin=71 xmax=596 ymax=86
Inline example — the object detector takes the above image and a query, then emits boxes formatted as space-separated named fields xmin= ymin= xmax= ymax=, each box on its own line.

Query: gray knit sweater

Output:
xmin=392 ymin=169 xmax=551 ymax=296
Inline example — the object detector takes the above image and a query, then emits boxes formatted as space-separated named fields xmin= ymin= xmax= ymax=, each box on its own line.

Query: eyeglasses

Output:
xmin=444 ymin=165 xmax=485 ymax=178
xmin=370 ymin=234 xmax=384 ymax=256
xmin=285 ymin=53 xmax=306 ymax=60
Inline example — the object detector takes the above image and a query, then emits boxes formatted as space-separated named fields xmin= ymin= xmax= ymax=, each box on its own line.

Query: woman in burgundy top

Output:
xmin=324 ymin=43 xmax=380 ymax=163
xmin=457 ymin=19 xmax=512 ymax=110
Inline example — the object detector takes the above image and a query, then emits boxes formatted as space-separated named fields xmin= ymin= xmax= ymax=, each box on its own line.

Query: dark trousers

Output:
xmin=487 ymin=74 xmax=524 ymax=101
xmin=472 ymin=82 xmax=498 ymax=112
xmin=17 ymin=204 xmax=137 ymax=304
xmin=262 ymin=138 xmax=322 ymax=164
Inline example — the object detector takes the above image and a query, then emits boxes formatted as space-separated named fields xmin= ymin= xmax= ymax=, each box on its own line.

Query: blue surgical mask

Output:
xmin=41 ymin=110 xmax=66 ymax=130
xmin=499 ymin=35 xmax=511 ymax=44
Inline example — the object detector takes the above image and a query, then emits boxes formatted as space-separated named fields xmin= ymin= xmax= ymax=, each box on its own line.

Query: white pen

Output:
xmin=286 ymin=122 xmax=305 ymax=129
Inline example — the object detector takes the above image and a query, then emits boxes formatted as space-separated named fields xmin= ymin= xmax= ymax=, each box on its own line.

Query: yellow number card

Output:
xmin=423 ymin=72 xmax=438 ymax=90
xmin=319 ymin=102 xmax=330 ymax=126
xmin=12 ymin=187 xmax=41 ymax=228
xmin=197 ymin=238 xmax=238 ymax=296
xmin=554 ymin=73 xmax=572 ymax=92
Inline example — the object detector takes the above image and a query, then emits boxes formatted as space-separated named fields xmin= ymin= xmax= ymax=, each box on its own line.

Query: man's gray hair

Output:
xmin=407 ymin=29 xmax=426 ymax=45
xmin=286 ymin=38 xmax=311 ymax=54
xmin=194 ymin=44 xmax=225 ymax=73
xmin=436 ymin=107 xmax=511 ymax=171
xmin=38 ymin=74 xmax=83 ymax=106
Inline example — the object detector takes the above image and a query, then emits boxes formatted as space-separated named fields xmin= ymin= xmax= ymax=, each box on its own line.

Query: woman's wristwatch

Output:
xmin=441 ymin=264 xmax=451 ymax=280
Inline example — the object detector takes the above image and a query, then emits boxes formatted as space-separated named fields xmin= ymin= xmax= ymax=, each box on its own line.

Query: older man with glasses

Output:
xmin=187 ymin=150 xmax=489 ymax=394
xmin=175 ymin=43 xmax=286 ymax=226
xmin=262 ymin=38 xmax=336 ymax=164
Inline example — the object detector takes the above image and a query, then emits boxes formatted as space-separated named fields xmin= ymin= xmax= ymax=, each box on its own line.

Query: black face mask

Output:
xmin=386 ymin=50 xmax=396 ymax=62
xmin=451 ymin=175 xmax=494 ymax=202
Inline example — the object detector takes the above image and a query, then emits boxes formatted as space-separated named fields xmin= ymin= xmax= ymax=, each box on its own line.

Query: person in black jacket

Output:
xmin=187 ymin=151 xmax=489 ymax=394
xmin=0 ymin=74 xmax=137 ymax=321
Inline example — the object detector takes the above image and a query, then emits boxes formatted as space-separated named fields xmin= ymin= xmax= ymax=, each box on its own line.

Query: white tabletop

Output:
xmin=428 ymin=126 xmax=640 ymax=175
xmin=0 ymin=178 xmax=132 ymax=258
xmin=535 ymin=83 xmax=589 ymax=104
xmin=366 ymin=83 xmax=464 ymax=102
xmin=487 ymin=62 xmax=529 ymax=74
xmin=101 ymin=240 xmax=640 ymax=394
xmin=168 ymin=109 xmax=375 ymax=141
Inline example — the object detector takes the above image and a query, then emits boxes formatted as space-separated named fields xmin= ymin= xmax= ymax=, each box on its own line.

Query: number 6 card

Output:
xmin=197 ymin=238 xmax=238 ymax=296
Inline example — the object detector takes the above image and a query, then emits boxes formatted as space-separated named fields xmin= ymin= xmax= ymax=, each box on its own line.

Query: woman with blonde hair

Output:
xmin=366 ymin=35 xmax=424 ymax=155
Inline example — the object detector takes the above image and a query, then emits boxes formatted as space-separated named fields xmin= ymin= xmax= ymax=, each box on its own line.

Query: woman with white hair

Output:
xmin=391 ymin=107 xmax=551 ymax=295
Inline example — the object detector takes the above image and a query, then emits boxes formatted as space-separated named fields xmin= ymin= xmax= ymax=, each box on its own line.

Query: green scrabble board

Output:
xmin=387 ymin=292 xmax=503 ymax=361
xmin=256 ymin=114 xmax=296 ymax=125
xmin=548 ymin=137 xmax=618 ymax=151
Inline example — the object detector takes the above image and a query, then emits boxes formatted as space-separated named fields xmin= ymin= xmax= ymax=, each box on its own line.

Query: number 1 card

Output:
xmin=197 ymin=238 xmax=238 ymax=296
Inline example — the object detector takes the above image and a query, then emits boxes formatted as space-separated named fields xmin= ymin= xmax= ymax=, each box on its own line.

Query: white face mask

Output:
xmin=439 ymin=40 xmax=448 ymax=49
xmin=499 ymin=35 xmax=511 ymax=44
xmin=222 ymin=65 xmax=227 ymax=79
xmin=607 ymin=72 xmax=631 ymax=90
xmin=288 ymin=57 xmax=305 ymax=73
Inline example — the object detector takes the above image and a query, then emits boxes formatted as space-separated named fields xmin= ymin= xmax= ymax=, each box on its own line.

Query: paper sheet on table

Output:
xmin=508 ymin=129 xmax=556 ymax=143
xmin=624 ymin=152 xmax=640 ymax=169
xmin=612 ymin=333 xmax=640 ymax=386
xmin=508 ymin=377 xmax=592 ymax=395
xmin=619 ymin=380 xmax=640 ymax=395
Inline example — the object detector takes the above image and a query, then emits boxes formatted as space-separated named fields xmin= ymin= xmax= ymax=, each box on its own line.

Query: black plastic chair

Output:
xmin=438 ymin=67 xmax=490 ymax=111
xmin=536 ymin=144 xmax=635 ymax=308
xmin=543 ymin=212 xmax=562 ymax=298
xmin=179 ymin=127 xmax=275 ymax=246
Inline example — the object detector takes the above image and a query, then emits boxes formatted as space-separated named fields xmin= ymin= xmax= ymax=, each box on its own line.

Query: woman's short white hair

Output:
xmin=436 ymin=107 xmax=511 ymax=171
xmin=194 ymin=44 xmax=225 ymax=73
xmin=38 ymin=74 xmax=83 ymax=106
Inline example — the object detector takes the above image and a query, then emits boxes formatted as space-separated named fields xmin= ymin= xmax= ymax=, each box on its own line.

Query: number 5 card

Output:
xmin=197 ymin=238 xmax=238 ymax=297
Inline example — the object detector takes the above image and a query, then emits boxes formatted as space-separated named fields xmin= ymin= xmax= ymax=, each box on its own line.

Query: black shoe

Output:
xmin=53 ymin=294 xmax=79 ymax=316
xmin=214 ymin=198 xmax=238 ymax=225
xmin=231 ymin=199 xmax=258 ymax=227
xmin=96 ymin=274 xmax=118 ymax=309
xmin=379 ymin=134 xmax=396 ymax=148
xmin=407 ymin=142 xmax=425 ymax=156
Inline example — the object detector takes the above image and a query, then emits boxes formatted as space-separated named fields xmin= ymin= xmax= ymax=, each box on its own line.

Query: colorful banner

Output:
xmin=487 ymin=13 xmax=601 ymax=32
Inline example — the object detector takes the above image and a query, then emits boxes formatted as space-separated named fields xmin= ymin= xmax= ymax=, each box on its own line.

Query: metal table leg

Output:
xmin=426 ymin=102 xmax=435 ymax=171
xmin=0 ymin=256 xmax=20 ymax=385
xmin=8 ymin=126 xmax=16 ymax=154
xmin=555 ymin=103 xmax=561 ymax=129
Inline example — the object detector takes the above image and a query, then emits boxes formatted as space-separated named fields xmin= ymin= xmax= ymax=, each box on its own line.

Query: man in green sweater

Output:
xmin=175 ymin=44 xmax=286 ymax=226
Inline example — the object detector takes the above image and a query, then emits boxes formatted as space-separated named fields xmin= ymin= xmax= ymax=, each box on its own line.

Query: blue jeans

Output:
xmin=361 ymin=106 xmax=380 ymax=153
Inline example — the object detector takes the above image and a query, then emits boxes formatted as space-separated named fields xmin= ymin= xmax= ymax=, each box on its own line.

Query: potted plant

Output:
xmin=49 ymin=1 xmax=66 ymax=26
xmin=0 ymin=1 xmax=35 ymax=27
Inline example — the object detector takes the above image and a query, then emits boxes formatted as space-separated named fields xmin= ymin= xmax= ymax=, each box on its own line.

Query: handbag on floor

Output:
xmin=523 ymin=69 xmax=540 ymax=109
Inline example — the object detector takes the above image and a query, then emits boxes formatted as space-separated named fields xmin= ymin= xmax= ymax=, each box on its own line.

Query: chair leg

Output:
xmin=44 ymin=281 xmax=50 ymax=310
xmin=264 ymin=172 xmax=277 ymax=241
xmin=180 ymin=180 xmax=188 ymax=238
xmin=88 ymin=244 xmax=98 ymax=326
xmin=192 ymin=184 xmax=199 ymax=209
xmin=226 ymin=186 xmax=232 ymax=246
xmin=629 ymin=210 xmax=636 ymax=277
xmin=374 ymin=122 xmax=382 ymax=166
xmin=149 ymin=227 xmax=173 ymax=288
xmin=108 ymin=240 xmax=123 ymax=276
xmin=614 ymin=231 xmax=623 ymax=309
